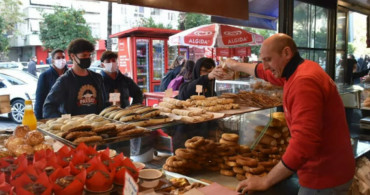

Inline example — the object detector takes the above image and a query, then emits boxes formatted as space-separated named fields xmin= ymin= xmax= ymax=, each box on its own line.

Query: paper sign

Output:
xmin=123 ymin=171 xmax=138 ymax=195
xmin=109 ymin=93 xmax=120 ymax=106
xmin=164 ymin=88 xmax=173 ymax=98
xmin=196 ymin=85 xmax=203 ymax=95
xmin=61 ymin=114 xmax=71 ymax=119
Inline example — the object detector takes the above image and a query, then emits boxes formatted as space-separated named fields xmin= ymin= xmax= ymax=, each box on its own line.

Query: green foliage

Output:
xmin=348 ymin=43 xmax=355 ymax=55
xmin=0 ymin=16 xmax=9 ymax=52
xmin=137 ymin=17 xmax=173 ymax=29
xmin=244 ymin=27 xmax=276 ymax=56
xmin=0 ymin=0 xmax=24 ymax=34
xmin=182 ymin=13 xmax=211 ymax=30
xmin=39 ymin=7 xmax=96 ymax=50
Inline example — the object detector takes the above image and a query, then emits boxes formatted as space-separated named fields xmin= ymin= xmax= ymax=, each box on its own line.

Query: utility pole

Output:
xmin=107 ymin=2 xmax=112 ymax=50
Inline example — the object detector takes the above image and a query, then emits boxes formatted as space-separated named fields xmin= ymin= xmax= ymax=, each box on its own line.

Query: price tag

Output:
xmin=164 ymin=88 xmax=173 ymax=98
xmin=61 ymin=114 xmax=71 ymax=119
xmin=196 ymin=85 xmax=203 ymax=96
xmin=123 ymin=172 xmax=138 ymax=195
xmin=109 ymin=93 xmax=120 ymax=106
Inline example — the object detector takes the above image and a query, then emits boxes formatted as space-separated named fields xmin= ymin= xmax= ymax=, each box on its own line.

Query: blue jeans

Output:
xmin=298 ymin=179 xmax=352 ymax=195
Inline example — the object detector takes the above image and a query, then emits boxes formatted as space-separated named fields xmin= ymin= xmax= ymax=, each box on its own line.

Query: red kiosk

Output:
xmin=110 ymin=27 xmax=181 ymax=93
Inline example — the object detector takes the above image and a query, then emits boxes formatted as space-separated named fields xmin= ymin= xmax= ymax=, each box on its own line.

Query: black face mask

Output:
xmin=75 ymin=56 xmax=91 ymax=69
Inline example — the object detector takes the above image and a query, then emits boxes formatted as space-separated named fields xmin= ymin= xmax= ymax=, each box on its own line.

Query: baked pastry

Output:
xmin=73 ymin=135 xmax=103 ymax=145
xmin=33 ymin=143 xmax=53 ymax=152
xmin=172 ymin=109 xmax=195 ymax=117
xmin=99 ymin=106 xmax=120 ymax=116
xmin=5 ymin=136 xmax=25 ymax=151
xmin=127 ymin=119 xmax=151 ymax=127
xmin=23 ymin=183 xmax=47 ymax=195
xmin=117 ymin=128 xmax=147 ymax=137
xmin=14 ymin=125 xmax=30 ymax=137
xmin=25 ymin=130 xmax=44 ymax=146
xmin=56 ymin=175 xmax=75 ymax=189
xmin=140 ymin=109 xmax=160 ymax=118
xmin=113 ymin=109 xmax=134 ymax=120
xmin=149 ymin=115 xmax=171 ymax=125
xmin=190 ymin=95 xmax=206 ymax=100
xmin=13 ymin=144 xmax=34 ymax=156
xmin=115 ymin=124 xmax=135 ymax=132
xmin=119 ymin=113 xmax=140 ymax=122
xmin=65 ymin=131 xmax=97 ymax=141
xmin=134 ymin=107 xmax=153 ymax=114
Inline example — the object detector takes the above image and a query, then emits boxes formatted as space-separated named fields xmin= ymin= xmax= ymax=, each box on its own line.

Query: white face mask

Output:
xmin=54 ymin=59 xmax=66 ymax=69
xmin=104 ymin=62 xmax=118 ymax=73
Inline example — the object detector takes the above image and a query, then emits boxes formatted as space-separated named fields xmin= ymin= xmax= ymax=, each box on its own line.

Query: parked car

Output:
xmin=0 ymin=69 xmax=37 ymax=123
xmin=0 ymin=62 xmax=23 ymax=70
xmin=21 ymin=64 xmax=51 ymax=78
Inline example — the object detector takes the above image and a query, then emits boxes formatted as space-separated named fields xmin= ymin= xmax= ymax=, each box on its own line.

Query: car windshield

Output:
xmin=0 ymin=69 xmax=38 ymax=85
xmin=0 ymin=62 xmax=20 ymax=69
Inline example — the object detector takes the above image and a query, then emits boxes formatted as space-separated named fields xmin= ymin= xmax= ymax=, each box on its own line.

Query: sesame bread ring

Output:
xmin=219 ymin=163 xmax=232 ymax=170
xmin=163 ymin=164 xmax=187 ymax=174
xmin=259 ymin=160 xmax=276 ymax=168
xmin=175 ymin=149 xmax=194 ymax=159
xmin=239 ymin=145 xmax=251 ymax=153
xmin=232 ymin=166 xmax=245 ymax=174
xmin=220 ymin=169 xmax=235 ymax=176
xmin=219 ymin=138 xmax=238 ymax=146
xmin=165 ymin=156 xmax=188 ymax=168
xmin=225 ymin=161 xmax=237 ymax=167
xmin=236 ymin=174 xmax=246 ymax=181
xmin=221 ymin=133 xmax=239 ymax=142
xmin=244 ymin=164 xmax=265 ymax=175
xmin=256 ymin=145 xmax=273 ymax=154
xmin=236 ymin=155 xmax=258 ymax=167
xmin=185 ymin=136 xmax=205 ymax=149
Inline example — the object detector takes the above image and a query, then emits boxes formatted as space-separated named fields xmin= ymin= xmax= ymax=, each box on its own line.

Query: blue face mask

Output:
xmin=75 ymin=56 xmax=91 ymax=69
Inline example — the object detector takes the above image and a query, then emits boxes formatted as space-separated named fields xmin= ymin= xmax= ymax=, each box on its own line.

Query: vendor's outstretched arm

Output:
xmin=236 ymin=161 xmax=294 ymax=194
xmin=225 ymin=59 xmax=258 ymax=76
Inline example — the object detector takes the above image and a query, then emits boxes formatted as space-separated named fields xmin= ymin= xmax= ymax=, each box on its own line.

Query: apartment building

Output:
xmin=7 ymin=0 xmax=178 ymax=63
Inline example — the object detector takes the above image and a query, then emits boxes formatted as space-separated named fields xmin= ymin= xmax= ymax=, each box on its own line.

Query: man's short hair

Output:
xmin=273 ymin=34 xmax=298 ymax=55
xmin=51 ymin=49 xmax=64 ymax=59
xmin=67 ymin=38 xmax=95 ymax=58
xmin=100 ymin=51 xmax=118 ymax=62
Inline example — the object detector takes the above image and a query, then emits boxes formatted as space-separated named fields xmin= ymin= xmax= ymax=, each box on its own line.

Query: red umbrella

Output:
xmin=169 ymin=23 xmax=263 ymax=47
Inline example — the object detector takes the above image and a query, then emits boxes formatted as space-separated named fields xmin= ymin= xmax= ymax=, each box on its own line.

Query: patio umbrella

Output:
xmin=168 ymin=23 xmax=264 ymax=48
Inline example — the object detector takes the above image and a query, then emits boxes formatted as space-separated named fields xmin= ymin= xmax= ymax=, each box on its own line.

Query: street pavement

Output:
xmin=0 ymin=116 xmax=18 ymax=130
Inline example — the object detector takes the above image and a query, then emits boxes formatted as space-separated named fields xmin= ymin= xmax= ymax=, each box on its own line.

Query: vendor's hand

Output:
xmin=224 ymin=58 xmax=239 ymax=71
xmin=236 ymin=175 xmax=270 ymax=194
xmin=208 ymin=66 xmax=224 ymax=80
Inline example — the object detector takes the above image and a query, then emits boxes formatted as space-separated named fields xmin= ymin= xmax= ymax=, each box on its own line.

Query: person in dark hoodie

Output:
xmin=177 ymin=57 xmax=223 ymax=100
xmin=43 ymin=38 xmax=106 ymax=118
xmin=34 ymin=49 xmax=68 ymax=119
xmin=159 ymin=56 xmax=185 ymax=91
xmin=100 ymin=51 xmax=143 ymax=108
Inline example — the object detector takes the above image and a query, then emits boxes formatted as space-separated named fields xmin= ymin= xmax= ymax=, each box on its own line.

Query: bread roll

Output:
xmin=25 ymin=130 xmax=44 ymax=146
xmin=14 ymin=125 xmax=30 ymax=137
xmin=172 ymin=109 xmax=195 ymax=117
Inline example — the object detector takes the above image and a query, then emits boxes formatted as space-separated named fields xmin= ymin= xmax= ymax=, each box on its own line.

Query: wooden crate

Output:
xmin=0 ymin=95 xmax=11 ymax=114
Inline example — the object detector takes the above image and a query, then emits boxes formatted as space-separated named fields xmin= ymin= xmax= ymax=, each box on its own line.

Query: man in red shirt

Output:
xmin=225 ymin=33 xmax=355 ymax=194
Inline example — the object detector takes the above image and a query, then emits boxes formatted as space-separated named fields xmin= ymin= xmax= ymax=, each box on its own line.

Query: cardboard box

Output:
xmin=0 ymin=95 xmax=11 ymax=114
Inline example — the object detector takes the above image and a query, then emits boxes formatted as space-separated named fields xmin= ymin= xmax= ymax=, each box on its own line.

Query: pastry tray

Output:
xmin=37 ymin=115 xmax=151 ymax=148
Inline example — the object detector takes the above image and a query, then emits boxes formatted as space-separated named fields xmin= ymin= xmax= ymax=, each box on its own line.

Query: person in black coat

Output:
xmin=34 ymin=49 xmax=68 ymax=119
xmin=43 ymin=38 xmax=106 ymax=118
xmin=100 ymin=51 xmax=143 ymax=108
xmin=27 ymin=56 xmax=37 ymax=76
xmin=177 ymin=57 xmax=223 ymax=100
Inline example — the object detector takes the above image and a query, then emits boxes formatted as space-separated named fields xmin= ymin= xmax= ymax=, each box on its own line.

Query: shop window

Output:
xmin=151 ymin=8 xmax=160 ymax=15
xmin=293 ymin=1 xmax=329 ymax=70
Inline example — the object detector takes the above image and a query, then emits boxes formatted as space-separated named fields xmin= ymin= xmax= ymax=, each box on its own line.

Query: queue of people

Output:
xmin=34 ymin=34 xmax=356 ymax=194
xmin=36 ymin=38 xmax=142 ymax=119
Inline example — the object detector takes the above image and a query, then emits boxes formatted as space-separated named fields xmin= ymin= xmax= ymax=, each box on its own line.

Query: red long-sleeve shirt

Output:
xmin=256 ymin=59 xmax=355 ymax=189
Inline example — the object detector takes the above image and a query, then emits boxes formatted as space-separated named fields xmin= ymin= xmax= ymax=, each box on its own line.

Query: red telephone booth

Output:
xmin=110 ymin=27 xmax=181 ymax=93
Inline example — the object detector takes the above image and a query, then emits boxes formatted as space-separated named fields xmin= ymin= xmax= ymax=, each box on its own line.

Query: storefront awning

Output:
xmin=211 ymin=0 xmax=278 ymax=30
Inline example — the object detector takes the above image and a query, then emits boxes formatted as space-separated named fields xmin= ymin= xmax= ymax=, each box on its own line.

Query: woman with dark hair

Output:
xmin=177 ymin=57 xmax=221 ymax=100
xmin=178 ymin=60 xmax=195 ymax=82
xmin=159 ymin=56 xmax=185 ymax=91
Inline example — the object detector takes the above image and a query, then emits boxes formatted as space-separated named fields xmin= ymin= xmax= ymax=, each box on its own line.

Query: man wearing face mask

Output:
xmin=34 ymin=49 xmax=68 ymax=119
xmin=100 ymin=51 xmax=143 ymax=108
xmin=43 ymin=38 xmax=106 ymax=118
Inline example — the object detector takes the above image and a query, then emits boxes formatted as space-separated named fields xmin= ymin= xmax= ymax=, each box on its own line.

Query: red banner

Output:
xmin=118 ymin=37 xmax=132 ymax=77
xmin=216 ymin=48 xmax=231 ymax=57
xmin=232 ymin=47 xmax=251 ymax=57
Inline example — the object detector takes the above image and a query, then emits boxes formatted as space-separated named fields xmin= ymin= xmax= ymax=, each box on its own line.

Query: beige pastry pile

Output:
xmin=4 ymin=125 xmax=52 ymax=156
xmin=99 ymin=105 xmax=171 ymax=127
xmin=220 ymin=91 xmax=282 ymax=108
xmin=157 ymin=96 xmax=238 ymax=123
xmin=38 ymin=114 xmax=149 ymax=145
